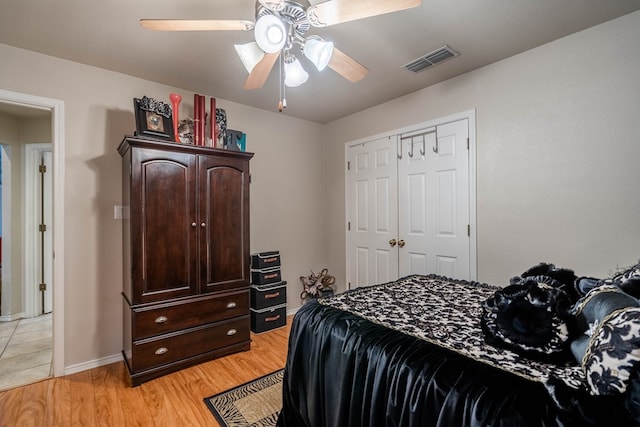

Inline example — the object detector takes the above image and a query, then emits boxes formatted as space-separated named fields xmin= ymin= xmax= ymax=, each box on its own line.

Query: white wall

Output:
xmin=0 ymin=43 xmax=325 ymax=369
xmin=323 ymin=11 xmax=640 ymax=287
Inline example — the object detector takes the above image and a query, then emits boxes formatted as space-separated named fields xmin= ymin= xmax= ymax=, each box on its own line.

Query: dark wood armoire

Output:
xmin=118 ymin=136 xmax=253 ymax=386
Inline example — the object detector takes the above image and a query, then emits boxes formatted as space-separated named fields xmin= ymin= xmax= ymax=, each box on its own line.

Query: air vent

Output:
xmin=403 ymin=45 xmax=459 ymax=73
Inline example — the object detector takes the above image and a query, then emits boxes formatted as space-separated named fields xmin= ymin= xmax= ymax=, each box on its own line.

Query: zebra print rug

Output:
xmin=204 ymin=369 xmax=283 ymax=427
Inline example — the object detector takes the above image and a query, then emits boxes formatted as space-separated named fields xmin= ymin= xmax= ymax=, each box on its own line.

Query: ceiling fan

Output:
xmin=141 ymin=0 xmax=422 ymax=110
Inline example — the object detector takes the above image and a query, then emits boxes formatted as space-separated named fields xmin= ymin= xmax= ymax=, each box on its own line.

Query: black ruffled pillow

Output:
xmin=481 ymin=278 xmax=575 ymax=362
xmin=512 ymin=262 xmax=580 ymax=304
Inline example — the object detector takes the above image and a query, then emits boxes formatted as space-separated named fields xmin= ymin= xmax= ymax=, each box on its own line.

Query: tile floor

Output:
xmin=0 ymin=313 xmax=52 ymax=391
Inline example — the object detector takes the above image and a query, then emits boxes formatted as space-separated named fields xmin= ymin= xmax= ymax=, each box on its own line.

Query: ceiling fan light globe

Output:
xmin=254 ymin=15 xmax=286 ymax=53
xmin=284 ymin=57 xmax=309 ymax=87
xmin=303 ymin=38 xmax=334 ymax=71
xmin=234 ymin=42 xmax=265 ymax=73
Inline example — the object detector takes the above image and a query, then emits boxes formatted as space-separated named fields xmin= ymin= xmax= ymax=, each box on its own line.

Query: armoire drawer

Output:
xmin=131 ymin=290 xmax=249 ymax=340
xmin=130 ymin=316 xmax=250 ymax=373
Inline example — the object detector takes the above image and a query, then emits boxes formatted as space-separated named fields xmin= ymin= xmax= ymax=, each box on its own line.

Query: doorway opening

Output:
xmin=0 ymin=89 xmax=65 ymax=390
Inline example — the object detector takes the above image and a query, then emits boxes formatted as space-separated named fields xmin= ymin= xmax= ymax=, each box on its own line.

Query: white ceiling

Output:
xmin=1 ymin=0 xmax=639 ymax=123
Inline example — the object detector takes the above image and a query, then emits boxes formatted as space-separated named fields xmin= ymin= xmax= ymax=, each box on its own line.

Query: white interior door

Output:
xmin=347 ymin=115 xmax=474 ymax=289
xmin=347 ymin=137 xmax=398 ymax=288
xmin=398 ymin=119 xmax=470 ymax=280
xmin=397 ymin=129 xmax=433 ymax=276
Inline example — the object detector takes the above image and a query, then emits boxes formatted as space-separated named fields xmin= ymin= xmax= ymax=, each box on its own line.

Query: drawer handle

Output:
xmin=155 ymin=347 xmax=168 ymax=356
xmin=226 ymin=301 xmax=237 ymax=309
xmin=226 ymin=329 xmax=237 ymax=336
xmin=155 ymin=316 xmax=168 ymax=324
xmin=265 ymin=292 xmax=280 ymax=299
xmin=264 ymin=257 xmax=278 ymax=262
xmin=264 ymin=273 xmax=278 ymax=279
xmin=265 ymin=315 xmax=281 ymax=322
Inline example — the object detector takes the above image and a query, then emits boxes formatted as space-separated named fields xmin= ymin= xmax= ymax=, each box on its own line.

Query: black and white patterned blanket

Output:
xmin=319 ymin=274 xmax=586 ymax=390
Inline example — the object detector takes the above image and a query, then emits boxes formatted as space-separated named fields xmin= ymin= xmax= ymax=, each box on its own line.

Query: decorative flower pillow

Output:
xmin=571 ymin=285 xmax=640 ymax=395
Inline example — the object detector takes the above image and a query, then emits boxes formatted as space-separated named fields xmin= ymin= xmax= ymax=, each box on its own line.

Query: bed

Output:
xmin=276 ymin=266 xmax=640 ymax=426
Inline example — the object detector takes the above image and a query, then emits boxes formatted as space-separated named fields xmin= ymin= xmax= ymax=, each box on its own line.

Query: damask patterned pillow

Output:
xmin=581 ymin=307 xmax=640 ymax=395
xmin=571 ymin=285 xmax=640 ymax=395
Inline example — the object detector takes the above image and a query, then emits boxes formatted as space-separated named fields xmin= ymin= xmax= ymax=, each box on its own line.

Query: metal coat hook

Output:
xmin=420 ymin=135 xmax=426 ymax=156
xmin=433 ymin=139 xmax=439 ymax=153
xmin=408 ymin=140 xmax=414 ymax=158
xmin=397 ymin=138 xmax=403 ymax=159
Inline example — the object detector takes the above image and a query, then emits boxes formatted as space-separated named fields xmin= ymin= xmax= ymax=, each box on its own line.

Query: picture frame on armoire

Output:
xmin=133 ymin=96 xmax=174 ymax=140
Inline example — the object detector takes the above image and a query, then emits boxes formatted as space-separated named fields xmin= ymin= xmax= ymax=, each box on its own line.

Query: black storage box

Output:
xmin=251 ymin=266 xmax=282 ymax=285
xmin=251 ymin=304 xmax=287 ymax=333
xmin=251 ymin=251 xmax=281 ymax=269
xmin=251 ymin=281 xmax=287 ymax=310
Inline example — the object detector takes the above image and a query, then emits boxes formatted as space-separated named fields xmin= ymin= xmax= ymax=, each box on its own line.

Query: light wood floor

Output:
xmin=0 ymin=316 xmax=292 ymax=427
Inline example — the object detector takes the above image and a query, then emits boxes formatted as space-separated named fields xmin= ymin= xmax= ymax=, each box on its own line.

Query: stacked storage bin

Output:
xmin=250 ymin=251 xmax=287 ymax=333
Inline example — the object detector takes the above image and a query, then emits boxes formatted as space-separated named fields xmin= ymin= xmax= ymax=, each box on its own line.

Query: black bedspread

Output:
xmin=277 ymin=276 xmax=637 ymax=427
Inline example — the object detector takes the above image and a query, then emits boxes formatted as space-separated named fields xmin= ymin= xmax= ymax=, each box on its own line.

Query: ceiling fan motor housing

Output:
xmin=256 ymin=0 xmax=311 ymax=46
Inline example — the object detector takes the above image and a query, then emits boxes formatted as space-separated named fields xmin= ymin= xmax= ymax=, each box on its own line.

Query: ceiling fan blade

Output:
xmin=328 ymin=47 xmax=368 ymax=83
xmin=140 ymin=19 xmax=254 ymax=31
xmin=244 ymin=52 xmax=280 ymax=90
xmin=308 ymin=0 xmax=421 ymax=27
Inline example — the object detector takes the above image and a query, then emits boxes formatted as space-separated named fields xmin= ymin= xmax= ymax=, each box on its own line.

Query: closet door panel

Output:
xmin=347 ymin=138 xmax=398 ymax=288
xmin=428 ymin=119 xmax=470 ymax=279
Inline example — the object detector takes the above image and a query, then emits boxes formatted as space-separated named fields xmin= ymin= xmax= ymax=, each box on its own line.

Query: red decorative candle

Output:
xmin=194 ymin=94 xmax=201 ymax=146
xmin=198 ymin=95 xmax=206 ymax=146
xmin=214 ymin=97 xmax=218 ymax=147
xmin=169 ymin=93 xmax=181 ymax=142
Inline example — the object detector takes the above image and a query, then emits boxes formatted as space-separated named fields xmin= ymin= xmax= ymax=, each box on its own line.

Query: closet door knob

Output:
xmin=389 ymin=239 xmax=397 ymax=247
xmin=398 ymin=239 xmax=406 ymax=248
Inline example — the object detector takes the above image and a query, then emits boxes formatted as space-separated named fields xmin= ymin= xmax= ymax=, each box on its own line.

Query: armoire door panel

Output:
xmin=199 ymin=156 xmax=250 ymax=293
xmin=132 ymin=150 xmax=197 ymax=304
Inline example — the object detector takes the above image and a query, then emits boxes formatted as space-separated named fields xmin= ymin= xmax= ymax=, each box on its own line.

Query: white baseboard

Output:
xmin=0 ymin=312 xmax=26 ymax=322
xmin=63 ymin=353 xmax=123 ymax=376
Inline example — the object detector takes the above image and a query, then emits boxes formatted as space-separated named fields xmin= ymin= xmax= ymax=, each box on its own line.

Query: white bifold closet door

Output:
xmin=347 ymin=118 xmax=470 ymax=289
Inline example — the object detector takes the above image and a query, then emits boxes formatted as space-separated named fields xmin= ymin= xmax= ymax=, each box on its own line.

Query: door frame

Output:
xmin=345 ymin=109 xmax=477 ymax=287
xmin=0 ymin=89 xmax=65 ymax=377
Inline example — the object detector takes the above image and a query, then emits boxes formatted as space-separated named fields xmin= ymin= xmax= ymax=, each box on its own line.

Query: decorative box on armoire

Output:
xmin=250 ymin=251 xmax=287 ymax=333
xmin=118 ymin=136 xmax=253 ymax=386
